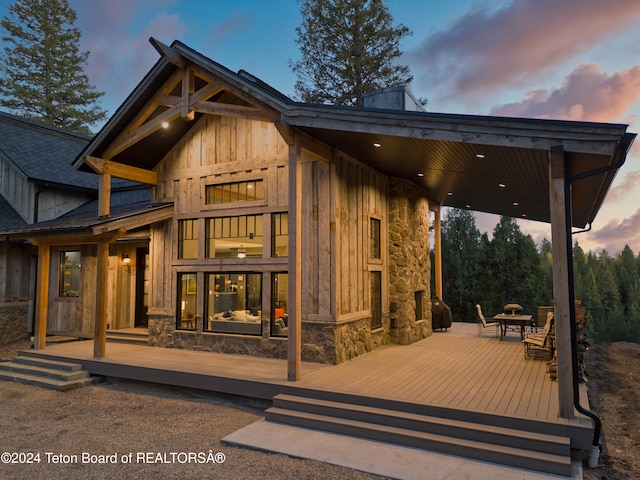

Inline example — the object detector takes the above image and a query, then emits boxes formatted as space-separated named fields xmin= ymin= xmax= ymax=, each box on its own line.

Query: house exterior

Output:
xmin=0 ymin=113 xmax=95 ymax=344
xmin=0 ymin=39 xmax=635 ymax=421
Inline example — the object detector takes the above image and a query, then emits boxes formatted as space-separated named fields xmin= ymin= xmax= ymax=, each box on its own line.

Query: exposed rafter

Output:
xmin=85 ymin=156 xmax=158 ymax=185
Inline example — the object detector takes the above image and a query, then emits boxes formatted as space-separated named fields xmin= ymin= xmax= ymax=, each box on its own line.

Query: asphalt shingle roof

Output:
xmin=0 ymin=111 xmax=96 ymax=189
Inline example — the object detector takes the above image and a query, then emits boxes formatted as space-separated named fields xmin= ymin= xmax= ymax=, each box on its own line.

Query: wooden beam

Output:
xmin=288 ymin=136 xmax=302 ymax=381
xmin=86 ymin=156 xmax=158 ymax=185
xmin=34 ymin=244 xmax=50 ymax=350
xmin=102 ymin=105 xmax=182 ymax=159
xmin=275 ymin=119 xmax=295 ymax=146
xmin=191 ymin=100 xmax=278 ymax=122
xmin=549 ymin=145 xmax=574 ymax=418
xmin=149 ymin=37 xmax=186 ymax=68
xmin=182 ymin=64 xmax=195 ymax=121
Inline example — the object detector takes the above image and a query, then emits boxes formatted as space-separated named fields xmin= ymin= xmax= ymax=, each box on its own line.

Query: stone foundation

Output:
xmin=148 ymin=312 xmax=288 ymax=359
xmin=0 ymin=302 xmax=29 ymax=345
xmin=302 ymin=315 xmax=392 ymax=364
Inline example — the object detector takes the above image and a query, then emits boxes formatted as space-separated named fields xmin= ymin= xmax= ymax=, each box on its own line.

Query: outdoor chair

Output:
xmin=523 ymin=312 xmax=554 ymax=359
xmin=476 ymin=304 xmax=500 ymax=337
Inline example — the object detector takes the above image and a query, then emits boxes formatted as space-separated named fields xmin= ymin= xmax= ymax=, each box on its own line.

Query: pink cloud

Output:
xmin=489 ymin=63 xmax=640 ymax=122
xmin=591 ymin=208 xmax=640 ymax=253
xmin=605 ymin=171 xmax=640 ymax=203
xmin=409 ymin=0 xmax=640 ymax=101
xmin=204 ymin=12 xmax=252 ymax=47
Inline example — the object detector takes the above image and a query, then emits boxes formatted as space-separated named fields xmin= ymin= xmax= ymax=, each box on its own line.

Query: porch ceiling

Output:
xmin=286 ymin=109 xmax=635 ymax=228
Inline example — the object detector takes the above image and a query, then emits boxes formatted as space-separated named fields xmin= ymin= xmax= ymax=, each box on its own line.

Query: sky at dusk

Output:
xmin=1 ymin=0 xmax=640 ymax=254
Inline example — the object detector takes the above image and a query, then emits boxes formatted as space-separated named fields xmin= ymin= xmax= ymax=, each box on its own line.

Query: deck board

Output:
xmin=23 ymin=322 xmax=587 ymax=429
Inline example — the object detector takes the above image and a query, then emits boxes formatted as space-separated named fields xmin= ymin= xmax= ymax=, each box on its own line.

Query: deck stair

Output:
xmin=0 ymin=353 xmax=101 ymax=391
xmin=265 ymin=391 xmax=573 ymax=477
xmin=106 ymin=329 xmax=148 ymax=345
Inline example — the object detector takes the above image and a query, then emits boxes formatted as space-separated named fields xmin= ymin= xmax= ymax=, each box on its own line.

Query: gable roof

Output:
xmin=75 ymin=39 xmax=636 ymax=228
xmin=0 ymin=111 xmax=97 ymax=190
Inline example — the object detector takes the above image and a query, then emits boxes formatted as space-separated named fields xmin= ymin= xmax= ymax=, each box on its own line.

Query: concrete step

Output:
xmin=265 ymin=394 xmax=572 ymax=477
xmin=0 ymin=354 xmax=101 ymax=391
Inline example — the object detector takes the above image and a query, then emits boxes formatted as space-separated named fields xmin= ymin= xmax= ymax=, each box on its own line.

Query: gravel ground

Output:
xmin=0 ymin=340 xmax=384 ymax=480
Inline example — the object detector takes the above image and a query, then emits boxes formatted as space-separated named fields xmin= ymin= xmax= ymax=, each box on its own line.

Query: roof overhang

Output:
xmin=283 ymin=105 xmax=636 ymax=227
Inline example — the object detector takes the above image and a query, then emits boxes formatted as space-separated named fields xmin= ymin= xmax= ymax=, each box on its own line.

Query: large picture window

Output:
xmin=206 ymin=180 xmax=264 ymax=205
xmin=206 ymin=215 xmax=263 ymax=258
xmin=205 ymin=273 xmax=262 ymax=335
xmin=59 ymin=251 xmax=81 ymax=297
xmin=178 ymin=219 xmax=198 ymax=259
xmin=177 ymin=273 xmax=197 ymax=330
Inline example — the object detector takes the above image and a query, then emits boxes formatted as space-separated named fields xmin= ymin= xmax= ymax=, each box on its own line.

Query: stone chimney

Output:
xmin=362 ymin=86 xmax=425 ymax=112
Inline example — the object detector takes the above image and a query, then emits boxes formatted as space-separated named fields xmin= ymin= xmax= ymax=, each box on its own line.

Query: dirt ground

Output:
xmin=582 ymin=342 xmax=640 ymax=480
xmin=1 ymin=339 xmax=639 ymax=479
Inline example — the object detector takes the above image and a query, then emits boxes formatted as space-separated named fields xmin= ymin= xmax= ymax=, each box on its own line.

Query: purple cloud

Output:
xmin=592 ymin=208 xmax=640 ymax=252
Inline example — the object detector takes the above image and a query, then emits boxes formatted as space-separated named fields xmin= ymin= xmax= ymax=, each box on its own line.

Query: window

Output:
xmin=271 ymin=273 xmax=288 ymax=337
xmin=206 ymin=180 xmax=264 ymax=205
xmin=415 ymin=290 xmax=424 ymax=320
xmin=371 ymin=271 xmax=382 ymax=329
xmin=59 ymin=251 xmax=81 ymax=297
xmin=370 ymin=218 xmax=381 ymax=259
xmin=205 ymin=273 xmax=262 ymax=335
xmin=178 ymin=219 xmax=198 ymax=259
xmin=272 ymin=213 xmax=288 ymax=257
xmin=206 ymin=215 xmax=263 ymax=258
xmin=177 ymin=273 xmax=197 ymax=330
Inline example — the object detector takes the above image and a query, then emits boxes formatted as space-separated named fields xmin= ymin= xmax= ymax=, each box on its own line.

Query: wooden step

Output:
xmin=106 ymin=330 xmax=148 ymax=345
xmin=265 ymin=394 xmax=573 ymax=477
xmin=0 ymin=354 xmax=101 ymax=391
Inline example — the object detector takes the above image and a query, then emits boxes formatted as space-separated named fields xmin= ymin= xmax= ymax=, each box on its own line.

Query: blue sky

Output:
xmin=2 ymin=0 xmax=640 ymax=254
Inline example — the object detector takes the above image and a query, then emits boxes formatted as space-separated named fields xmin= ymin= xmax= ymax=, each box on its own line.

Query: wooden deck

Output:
xmin=24 ymin=322 xmax=590 ymax=431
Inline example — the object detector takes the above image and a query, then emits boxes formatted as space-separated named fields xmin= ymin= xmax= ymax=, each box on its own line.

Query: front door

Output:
xmin=134 ymin=247 xmax=149 ymax=327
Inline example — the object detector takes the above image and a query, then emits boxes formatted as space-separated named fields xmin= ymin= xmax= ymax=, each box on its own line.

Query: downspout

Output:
xmin=565 ymin=155 xmax=628 ymax=468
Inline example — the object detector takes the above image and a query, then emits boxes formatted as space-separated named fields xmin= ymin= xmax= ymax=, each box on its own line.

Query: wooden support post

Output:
xmin=287 ymin=138 xmax=302 ymax=381
xmin=93 ymin=240 xmax=109 ymax=358
xmin=433 ymin=208 xmax=443 ymax=299
xmin=549 ymin=146 xmax=574 ymax=418
xmin=34 ymin=244 xmax=50 ymax=350
xmin=98 ymin=173 xmax=111 ymax=218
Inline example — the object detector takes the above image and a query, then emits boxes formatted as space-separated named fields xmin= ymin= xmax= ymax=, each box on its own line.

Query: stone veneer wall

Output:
xmin=147 ymin=312 xmax=288 ymax=358
xmin=301 ymin=316 xmax=391 ymax=364
xmin=0 ymin=302 xmax=29 ymax=345
xmin=387 ymin=177 xmax=432 ymax=344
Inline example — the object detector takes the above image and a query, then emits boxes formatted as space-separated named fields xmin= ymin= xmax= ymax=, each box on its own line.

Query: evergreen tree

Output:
xmin=0 ymin=0 xmax=106 ymax=134
xmin=291 ymin=0 xmax=414 ymax=106
xmin=440 ymin=208 xmax=481 ymax=321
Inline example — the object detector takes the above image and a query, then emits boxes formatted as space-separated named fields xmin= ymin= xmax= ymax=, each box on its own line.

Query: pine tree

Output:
xmin=0 ymin=0 xmax=106 ymax=134
xmin=291 ymin=0 xmax=414 ymax=106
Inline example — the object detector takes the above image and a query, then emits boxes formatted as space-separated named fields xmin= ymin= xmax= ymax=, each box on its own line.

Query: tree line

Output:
xmin=435 ymin=208 xmax=640 ymax=344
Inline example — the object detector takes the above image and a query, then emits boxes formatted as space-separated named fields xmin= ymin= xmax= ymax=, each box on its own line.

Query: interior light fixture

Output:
xmin=417 ymin=173 xmax=424 ymax=177
xmin=373 ymin=143 xmax=381 ymax=148
xmin=513 ymin=202 xmax=519 ymax=206
xmin=237 ymin=246 xmax=246 ymax=259
xmin=122 ymin=254 xmax=131 ymax=266
xmin=447 ymin=192 xmax=453 ymax=196
xmin=161 ymin=121 xmax=169 ymax=129
xmin=498 ymin=183 xmax=506 ymax=188
xmin=475 ymin=154 xmax=485 ymax=158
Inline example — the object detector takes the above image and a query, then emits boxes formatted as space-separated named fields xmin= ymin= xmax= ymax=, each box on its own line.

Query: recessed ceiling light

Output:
xmin=447 ymin=192 xmax=453 ymax=196
xmin=475 ymin=154 xmax=485 ymax=158
xmin=161 ymin=121 xmax=169 ymax=129
xmin=373 ymin=143 xmax=381 ymax=148
xmin=521 ymin=213 xmax=528 ymax=218
xmin=465 ymin=204 xmax=471 ymax=208
xmin=513 ymin=202 xmax=519 ymax=206
xmin=498 ymin=183 xmax=506 ymax=188
xmin=417 ymin=173 xmax=424 ymax=177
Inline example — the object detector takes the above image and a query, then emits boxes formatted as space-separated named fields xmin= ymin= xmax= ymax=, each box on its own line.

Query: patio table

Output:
xmin=493 ymin=313 xmax=533 ymax=341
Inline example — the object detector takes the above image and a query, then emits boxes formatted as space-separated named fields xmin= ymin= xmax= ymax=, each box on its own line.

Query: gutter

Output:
xmin=564 ymin=135 xmax=633 ymax=467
